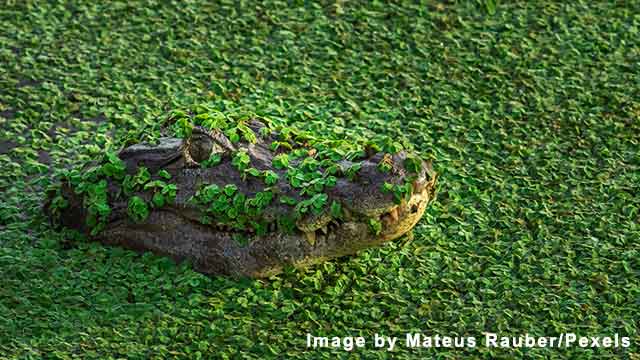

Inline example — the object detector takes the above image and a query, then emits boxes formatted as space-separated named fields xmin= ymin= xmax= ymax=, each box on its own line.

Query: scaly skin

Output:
xmin=47 ymin=120 xmax=437 ymax=277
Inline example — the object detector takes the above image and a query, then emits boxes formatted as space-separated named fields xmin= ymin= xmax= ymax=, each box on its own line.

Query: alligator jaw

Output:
xmin=243 ymin=176 xmax=437 ymax=277
xmin=89 ymin=178 xmax=436 ymax=279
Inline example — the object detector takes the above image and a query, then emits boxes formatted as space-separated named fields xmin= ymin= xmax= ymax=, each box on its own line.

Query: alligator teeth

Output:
xmin=320 ymin=225 xmax=328 ymax=234
xmin=389 ymin=207 xmax=399 ymax=222
xmin=412 ymin=179 xmax=422 ymax=193
xmin=305 ymin=231 xmax=316 ymax=246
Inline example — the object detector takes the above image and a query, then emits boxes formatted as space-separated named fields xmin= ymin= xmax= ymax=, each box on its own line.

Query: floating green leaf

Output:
xmin=127 ymin=196 xmax=149 ymax=222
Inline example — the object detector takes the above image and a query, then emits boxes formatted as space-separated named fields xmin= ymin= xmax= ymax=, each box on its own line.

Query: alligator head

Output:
xmin=45 ymin=115 xmax=437 ymax=277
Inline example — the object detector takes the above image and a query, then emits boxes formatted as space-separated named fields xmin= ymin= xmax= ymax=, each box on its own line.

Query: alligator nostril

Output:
xmin=410 ymin=204 xmax=419 ymax=213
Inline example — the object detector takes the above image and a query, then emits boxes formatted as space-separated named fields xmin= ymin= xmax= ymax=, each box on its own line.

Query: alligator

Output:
xmin=45 ymin=112 xmax=437 ymax=277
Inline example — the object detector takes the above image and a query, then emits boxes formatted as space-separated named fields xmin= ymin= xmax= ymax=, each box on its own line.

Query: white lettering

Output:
xmin=441 ymin=336 xmax=451 ymax=347
xmin=622 ymin=337 xmax=630 ymax=347
xmin=406 ymin=333 xmax=420 ymax=348
xmin=499 ymin=337 xmax=510 ymax=348
xmin=467 ymin=337 xmax=477 ymax=348
xmin=422 ymin=336 xmax=433 ymax=347
xmin=387 ymin=336 xmax=398 ymax=351
xmin=512 ymin=336 xmax=523 ymax=347
xmin=305 ymin=335 xmax=365 ymax=351
xmin=433 ymin=334 xmax=441 ymax=347
xmin=537 ymin=337 xmax=547 ymax=347
xmin=579 ymin=337 xmax=589 ymax=347
xmin=308 ymin=332 xmax=631 ymax=350
xmin=374 ymin=333 xmax=385 ymax=348
xmin=485 ymin=333 xmax=497 ymax=347
xmin=343 ymin=337 xmax=354 ymax=351
xmin=315 ymin=336 xmax=329 ymax=348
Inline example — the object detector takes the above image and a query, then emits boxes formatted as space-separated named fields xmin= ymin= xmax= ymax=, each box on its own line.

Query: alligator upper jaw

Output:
xmin=294 ymin=175 xmax=437 ymax=250
xmin=241 ymin=181 xmax=435 ymax=278
xmin=379 ymin=183 xmax=433 ymax=241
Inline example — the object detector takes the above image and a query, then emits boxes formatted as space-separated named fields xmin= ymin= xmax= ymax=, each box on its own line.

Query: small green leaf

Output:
xmin=280 ymin=196 xmax=297 ymax=205
xmin=128 ymin=196 xmax=149 ymax=222
xmin=232 ymin=150 xmax=250 ymax=171
xmin=264 ymin=170 xmax=279 ymax=185
xmin=485 ymin=0 xmax=497 ymax=15
xmin=369 ymin=218 xmax=382 ymax=235
xmin=245 ymin=167 xmax=261 ymax=177
xmin=238 ymin=123 xmax=257 ymax=143
xmin=273 ymin=153 xmax=289 ymax=169
xmin=158 ymin=169 xmax=172 ymax=179
xmin=226 ymin=128 xmax=240 ymax=143
xmin=201 ymin=153 xmax=222 ymax=168
xmin=224 ymin=184 xmax=238 ymax=196
xmin=152 ymin=192 xmax=165 ymax=207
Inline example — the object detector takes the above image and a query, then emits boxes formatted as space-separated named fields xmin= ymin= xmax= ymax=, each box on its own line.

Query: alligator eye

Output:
xmin=188 ymin=134 xmax=214 ymax=163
